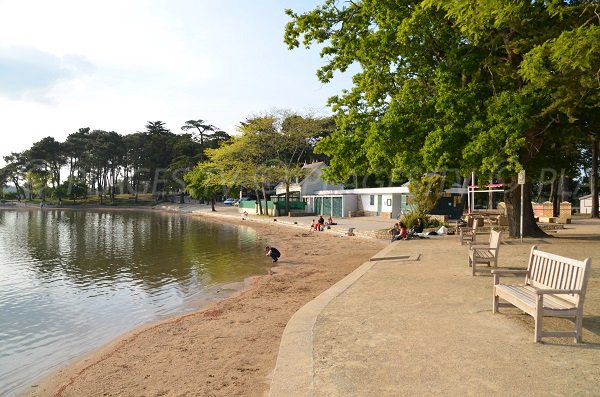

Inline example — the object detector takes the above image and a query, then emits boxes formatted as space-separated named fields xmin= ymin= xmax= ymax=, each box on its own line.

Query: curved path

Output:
xmin=270 ymin=220 xmax=600 ymax=396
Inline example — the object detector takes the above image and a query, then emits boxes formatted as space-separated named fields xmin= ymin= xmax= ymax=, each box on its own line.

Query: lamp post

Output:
xmin=518 ymin=170 xmax=525 ymax=244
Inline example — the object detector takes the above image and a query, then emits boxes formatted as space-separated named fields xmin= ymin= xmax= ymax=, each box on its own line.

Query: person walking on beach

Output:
xmin=265 ymin=246 xmax=281 ymax=262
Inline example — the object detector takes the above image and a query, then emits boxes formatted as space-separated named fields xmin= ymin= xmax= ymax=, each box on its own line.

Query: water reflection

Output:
xmin=0 ymin=209 xmax=268 ymax=396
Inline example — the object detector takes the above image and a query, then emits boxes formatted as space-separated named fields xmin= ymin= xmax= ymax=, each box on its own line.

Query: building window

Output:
xmin=386 ymin=199 xmax=392 ymax=206
xmin=370 ymin=195 xmax=374 ymax=205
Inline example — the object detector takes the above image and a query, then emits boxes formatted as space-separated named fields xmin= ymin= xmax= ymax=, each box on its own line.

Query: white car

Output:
xmin=223 ymin=198 xmax=237 ymax=205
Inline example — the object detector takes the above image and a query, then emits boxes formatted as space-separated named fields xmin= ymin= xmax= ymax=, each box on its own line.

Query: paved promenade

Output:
xmin=268 ymin=218 xmax=600 ymax=396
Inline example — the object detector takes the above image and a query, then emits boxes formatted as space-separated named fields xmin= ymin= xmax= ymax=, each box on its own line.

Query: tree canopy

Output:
xmin=1 ymin=118 xmax=230 ymax=203
xmin=185 ymin=110 xmax=335 ymax=214
xmin=285 ymin=0 xmax=600 ymax=235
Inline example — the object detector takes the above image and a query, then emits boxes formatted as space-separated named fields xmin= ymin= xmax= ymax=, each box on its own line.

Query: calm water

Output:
xmin=0 ymin=209 xmax=269 ymax=396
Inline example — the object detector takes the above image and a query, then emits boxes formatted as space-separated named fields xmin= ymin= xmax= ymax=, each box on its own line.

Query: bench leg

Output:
xmin=575 ymin=311 xmax=583 ymax=343
xmin=535 ymin=295 xmax=544 ymax=343
xmin=492 ymin=291 xmax=499 ymax=313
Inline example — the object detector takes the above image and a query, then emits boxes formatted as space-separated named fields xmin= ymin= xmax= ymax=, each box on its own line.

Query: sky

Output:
xmin=0 ymin=0 xmax=354 ymax=166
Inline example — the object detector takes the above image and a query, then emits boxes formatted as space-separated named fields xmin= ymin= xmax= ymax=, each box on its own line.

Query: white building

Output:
xmin=303 ymin=186 xmax=411 ymax=219
xmin=578 ymin=194 xmax=600 ymax=214
xmin=273 ymin=161 xmax=344 ymax=199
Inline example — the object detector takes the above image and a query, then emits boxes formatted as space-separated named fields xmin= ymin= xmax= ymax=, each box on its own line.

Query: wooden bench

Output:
xmin=468 ymin=230 xmax=501 ymax=276
xmin=458 ymin=222 xmax=478 ymax=245
xmin=492 ymin=246 xmax=592 ymax=343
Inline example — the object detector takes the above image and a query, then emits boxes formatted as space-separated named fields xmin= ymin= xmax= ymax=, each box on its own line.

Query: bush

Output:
xmin=400 ymin=211 xmax=427 ymax=229
xmin=3 ymin=192 xmax=20 ymax=201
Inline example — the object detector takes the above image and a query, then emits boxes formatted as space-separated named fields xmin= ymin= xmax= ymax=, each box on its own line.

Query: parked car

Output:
xmin=223 ymin=198 xmax=237 ymax=205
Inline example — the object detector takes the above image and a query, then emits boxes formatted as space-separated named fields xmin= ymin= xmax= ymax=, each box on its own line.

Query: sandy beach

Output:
xmin=18 ymin=206 xmax=600 ymax=396
xmin=22 ymin=207 xmax=387 ymax=397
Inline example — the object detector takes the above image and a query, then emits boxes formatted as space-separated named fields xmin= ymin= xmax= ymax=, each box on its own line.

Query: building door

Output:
xmin=377 ymin=195 xmax=382 ymax=216
xmin=314 ymin=197 xmax=322 ymax=215
xmin=332 ymin=197 xmax=343 ymax=218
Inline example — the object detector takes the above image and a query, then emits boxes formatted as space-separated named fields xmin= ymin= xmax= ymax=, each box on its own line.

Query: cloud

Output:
xmin=0 ymin=46 xmax=94 ymax=102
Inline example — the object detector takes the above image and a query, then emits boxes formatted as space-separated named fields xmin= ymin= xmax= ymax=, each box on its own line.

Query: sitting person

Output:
xmin=312 ymin=219 xmax=323 ymax=231
xmin=326 ymin=216 xmax=337 ymax=225
xmin=392 ymin=222 xmax=408 ymax=241
xmin=408 ymin=218 xmax=424 ymax=237
xmin=389 ymin=223 xmax=400 ymax=241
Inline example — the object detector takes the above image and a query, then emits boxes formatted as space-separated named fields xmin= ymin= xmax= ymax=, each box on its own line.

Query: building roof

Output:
xmin=302 ymin=161 xmax=325 ymax=170
xmin=313 ymin=186 xmax=410 ymax=195
xmin=578 ymin=194 xmax=599 ymax=200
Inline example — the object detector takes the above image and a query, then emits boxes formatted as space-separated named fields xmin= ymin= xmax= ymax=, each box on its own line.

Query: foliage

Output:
xmin=2 ymin=192 xmax=20 ymax=201
xmin=196 ymin=110 xmax=335 ymax=214
xmin=408 ymin=174 xmax=445 ymax=216
xmin=55 ymin=179 xmax=88 ymax=202
xmin=1 ymin=117 xmax=223 ymax=204
xmin=400 ymin=211 xmax=423 ymax=230
xmin=285 ymin=0 xmax=600 ymax=235
xmin=183 ymin=166 xmax=223 ymax=211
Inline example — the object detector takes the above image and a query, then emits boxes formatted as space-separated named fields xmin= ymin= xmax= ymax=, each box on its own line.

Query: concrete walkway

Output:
xmin=269 ymin=220 xmax=600 ymax=396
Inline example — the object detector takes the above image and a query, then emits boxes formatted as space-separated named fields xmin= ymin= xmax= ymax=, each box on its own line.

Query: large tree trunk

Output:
xmin=504 ymin=181 xmax=547 ymax=238
xmin=549 ymin=178 xmax=559 ymax=217
xmin=558 ymin=173 xmax=570 ymax=203
xmin=285 ymin=181 xmax=290 ymax=215
xmin=255 ymin=188 xmax=263 ymax=215
xmin=591 ymin=137 xmax=598 ymax=218
xmin=11 ymin=178 xmax=22 ymax=201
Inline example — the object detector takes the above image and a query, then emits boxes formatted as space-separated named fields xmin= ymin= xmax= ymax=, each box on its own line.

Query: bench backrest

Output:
xmin=489 ymin=230 xmax=501 ymax=251
xmin=526 ymin=245 xmax=592 ymax=305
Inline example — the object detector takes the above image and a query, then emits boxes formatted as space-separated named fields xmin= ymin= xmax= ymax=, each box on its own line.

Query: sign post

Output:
xmin=518 ymin=170 xmax=526 ymax=243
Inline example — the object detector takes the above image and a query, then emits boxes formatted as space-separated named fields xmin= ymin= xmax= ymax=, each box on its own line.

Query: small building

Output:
xmin=578 ymin=194 xmax=600 ymax=214
xmin=273 ymin=161 xmax=344 ymax=201
xmin=304 ymin=186 xmax=411 ymax=219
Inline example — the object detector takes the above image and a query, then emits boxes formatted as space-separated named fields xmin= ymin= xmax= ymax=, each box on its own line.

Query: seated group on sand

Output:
xmin=390 ymin=218 xmax=424 ymax=241
xmin=311 ymin=215 xmax=336 ymax=231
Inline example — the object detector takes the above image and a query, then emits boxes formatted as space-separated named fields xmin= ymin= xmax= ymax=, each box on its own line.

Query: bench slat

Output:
xmin=474 ymin=249 xmax=494 ymax=259
xmin=495 ymin=285 xmax=578 ymax=311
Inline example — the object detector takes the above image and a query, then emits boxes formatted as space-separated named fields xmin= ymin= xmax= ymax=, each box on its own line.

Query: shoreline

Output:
xmin=19 ymin=204 xmax=387 ymax=397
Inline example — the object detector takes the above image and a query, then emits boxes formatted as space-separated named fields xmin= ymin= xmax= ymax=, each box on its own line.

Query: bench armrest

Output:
xmin=468 ymin=244 xmax=488 ymax=250
xmin=490 ymin=269 xmax=527 ymax=275
xmin=535 ymin=288 xmax=582 ymax=295
xmin=492 ymin=269 xmax=528 ymax=285
xmin=469 ymin=247 xmax=498 ymax=253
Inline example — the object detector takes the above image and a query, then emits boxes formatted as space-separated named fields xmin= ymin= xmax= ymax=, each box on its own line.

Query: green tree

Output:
xmin=2 ymin=151 xmax=30 ymax=201
xmin=29 ymin=137 xmax=65 ymax=200
xmin=25 ymin=170 xmax=49 ymax=201
xmin=63 ymin=127 xmax=92 ymax=181
xmin=183 ymin=166 xmax=223 ymax=211
xmin=408 ymin=174 xmax=445 ymax=217
xmin=181 ymin=119 xmax=218 ymax=147
xmin=140 ymin=121 xmax=175 ymax=199
xmin=166 ymin=133 xmax=204 ymax=203
xmin=205 ymin=117 xmax=276 ymax=214
xmin=285 ymin=0 xmax=600 ymax=236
